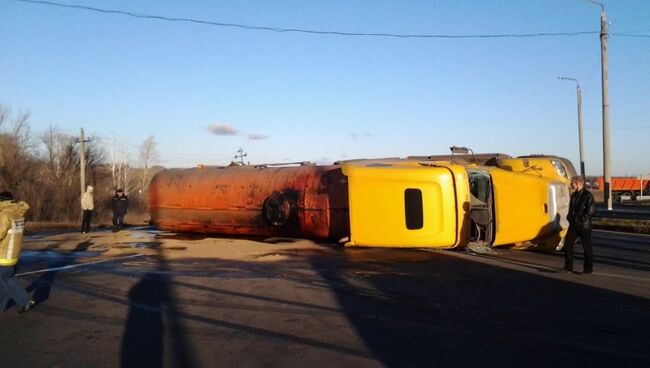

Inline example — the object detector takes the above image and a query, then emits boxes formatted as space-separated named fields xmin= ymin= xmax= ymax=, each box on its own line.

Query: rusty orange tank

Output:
xmin=148 ymin=164 xmax=349 ymax=239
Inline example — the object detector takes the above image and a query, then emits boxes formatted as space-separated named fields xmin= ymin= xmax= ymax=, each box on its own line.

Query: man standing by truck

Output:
xmin=563 ymin=176 xmax=596 ymax=274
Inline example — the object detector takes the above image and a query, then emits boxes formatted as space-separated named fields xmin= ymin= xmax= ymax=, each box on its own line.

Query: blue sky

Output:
xmin=1 ymin=0 xmax=649 ymax=175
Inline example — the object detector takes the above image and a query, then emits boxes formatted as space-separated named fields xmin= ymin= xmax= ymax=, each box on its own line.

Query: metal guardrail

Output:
xmin=594 ymin=209 xmax=650 ymax=220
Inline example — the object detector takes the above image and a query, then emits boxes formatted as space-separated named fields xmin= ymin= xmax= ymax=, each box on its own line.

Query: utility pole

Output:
xmin=588 ymin=0 xmax=612 ymax=209
xmin=558 ymin=77 xmax=585 ymax=178
xmin=77 ymin=128 xmax=91 ymax=198
xmin=234 ymin=148 xmax=247 ymax=165
xmin=79 ymin=128 xmax=86 ymax=198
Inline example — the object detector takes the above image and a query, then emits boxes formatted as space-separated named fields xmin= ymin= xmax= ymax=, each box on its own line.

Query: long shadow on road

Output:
xmin=14 ymin=239 xmax=649 ymax=368
xmin=121 ymin=246 xmax=195 ymax=368
xmin=308 ymin=247 xmax=650 ymax=368
xmin=25 ymin=240 xmax=92 ymax=305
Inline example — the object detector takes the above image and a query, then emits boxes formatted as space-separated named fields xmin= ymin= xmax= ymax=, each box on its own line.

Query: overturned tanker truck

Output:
xmin=148 ymin=155 xmax=572 ymax=250
xmin=148 ymin=164 xmax=350 ymax=239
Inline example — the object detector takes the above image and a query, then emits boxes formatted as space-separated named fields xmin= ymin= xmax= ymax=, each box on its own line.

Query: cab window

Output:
xmin=468 ymin=170 xmax=491 ymax=205
xmin=404 ymin=188 xmax=423 ymax=230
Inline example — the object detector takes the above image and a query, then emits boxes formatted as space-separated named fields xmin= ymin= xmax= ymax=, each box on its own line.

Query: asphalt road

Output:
xmin=1 ymin=229 xmax=649 ymax=367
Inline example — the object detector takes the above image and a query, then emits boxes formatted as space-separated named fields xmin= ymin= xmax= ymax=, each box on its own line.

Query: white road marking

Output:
xmin=16 ymin=254 xmax=145 ymax=276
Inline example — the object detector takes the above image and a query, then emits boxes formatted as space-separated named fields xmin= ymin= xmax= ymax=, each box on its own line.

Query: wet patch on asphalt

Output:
xmin=21 ymin=250 xmax=103 ymax=260
xmin=112 ymin=242 xmax=161 ymax=249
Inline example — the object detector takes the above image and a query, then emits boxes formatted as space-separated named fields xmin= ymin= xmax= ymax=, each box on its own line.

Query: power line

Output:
xmin=611 ymin=33 xmax=650 ymax=38
xmin=90 ymin=135 xmax=237 ymax=163
xmin=66 ymin=131 xmax=235 ymax=162
xmin=15 ymin=0 xmax=600 ymax=39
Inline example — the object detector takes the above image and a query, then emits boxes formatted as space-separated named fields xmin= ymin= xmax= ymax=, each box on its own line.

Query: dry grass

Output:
xmin=25 ymin=211 xmax=150 ymax=234
xmin=592 ymin=218 xmax=650 ymax=234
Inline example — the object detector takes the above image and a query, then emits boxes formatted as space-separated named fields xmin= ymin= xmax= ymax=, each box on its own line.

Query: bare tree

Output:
xmin=138 ymin=135 xmax=159 ymax=195
xmin=106 ymin=134 xmax=136 ymax=193
xmin=122 ymin=163 xmax=136 ymax=194
xmin=0 ymin=105 xmax=36 ymax=194
xmin=35 ymin=126 xmax=107 ymax=222
xmin=11 ymin=111 xmax=32 ymax=150
xmin=41 ymin=126 xmax=78 ymax=185
xmin=85 ymin=139 xmax=106 ymax=179
xmin=1 ymin=103 xmax=115 ymax=223
xmin=0 ymin=105 xmax=8 ymax=129
xmin=36 ymin=127 xmax=80 ymax=220
xmin=109 ymin=134 xmax=126 ymax=190
xmin=0 ymin=105 xmax=31 ymax=149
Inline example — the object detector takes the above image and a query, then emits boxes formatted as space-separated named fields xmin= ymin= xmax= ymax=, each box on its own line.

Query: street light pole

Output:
xmin=558 ymin=77 xmax=585 ymax=178
xmin=600 ymin=8 xmax=612 ymax=210
xmin=588 ymin=0 xmax=612 ymax=210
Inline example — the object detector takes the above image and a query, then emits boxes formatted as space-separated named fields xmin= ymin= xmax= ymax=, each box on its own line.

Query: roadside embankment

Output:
xmin=593 ymin=218 xmax=650 ymax=235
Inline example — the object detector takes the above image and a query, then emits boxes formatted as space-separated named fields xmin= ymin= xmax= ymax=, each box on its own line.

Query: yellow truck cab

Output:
xmin=341 ymin=158 xmax=569 ymax=250
xmin=480 ymin=165 xmax=570 ymax=249
xmin=341 ymin=159 xmax=470 ymax=248
xmin=494 ymin=155 xmax=576 ymax=248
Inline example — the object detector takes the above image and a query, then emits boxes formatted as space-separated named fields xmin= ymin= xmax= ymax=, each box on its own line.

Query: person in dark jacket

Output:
xmin=563 ymin=176 xmax=596 ymax=274
xmin=112 ymin=189 xmax=129 ymax=232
